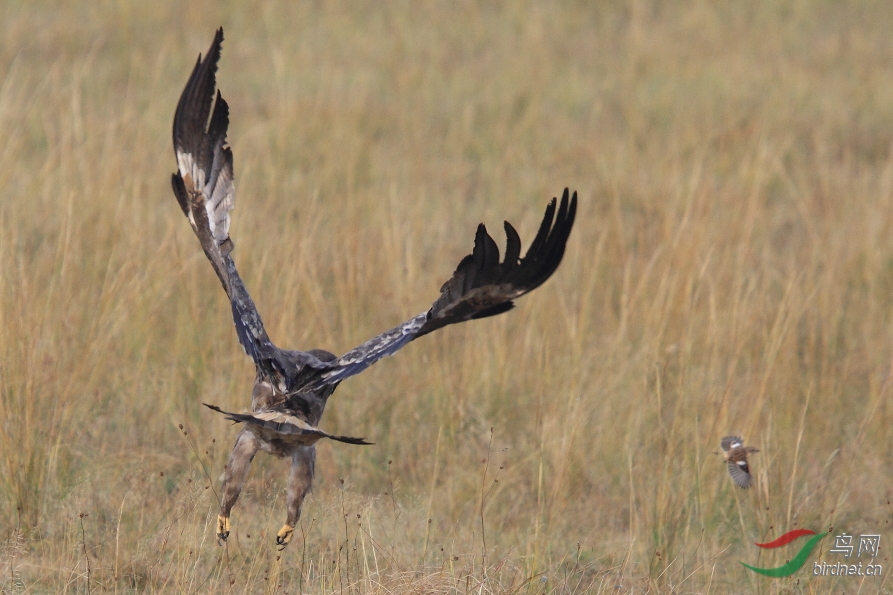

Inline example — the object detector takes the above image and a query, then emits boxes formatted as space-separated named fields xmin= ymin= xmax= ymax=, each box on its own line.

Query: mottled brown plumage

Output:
xmin=171 ymin=28 xmax=577 ymax=548
xmin=719 ymin=436 xmax=759 ymax=489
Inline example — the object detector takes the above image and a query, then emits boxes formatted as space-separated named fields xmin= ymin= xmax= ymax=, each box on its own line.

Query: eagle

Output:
xmin=171 ymin=28 xmax=577 ymax=549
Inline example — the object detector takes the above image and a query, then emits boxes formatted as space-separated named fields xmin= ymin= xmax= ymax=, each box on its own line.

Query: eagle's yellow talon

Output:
xmin=217 ymin=515 xmax=231 ymax=542
xmin=276 ymin=524 xmax=294 ymax=550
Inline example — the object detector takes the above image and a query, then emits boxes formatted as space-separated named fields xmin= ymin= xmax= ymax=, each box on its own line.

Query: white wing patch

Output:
xmin=205 ymin=149 xmax=234 ymax=242
xmin=176 ymin=148 xmax=233 ymax=243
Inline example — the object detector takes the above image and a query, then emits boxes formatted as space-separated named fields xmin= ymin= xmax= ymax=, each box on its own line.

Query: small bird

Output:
xmin=718 ymin=436 xmax=758 ymax=489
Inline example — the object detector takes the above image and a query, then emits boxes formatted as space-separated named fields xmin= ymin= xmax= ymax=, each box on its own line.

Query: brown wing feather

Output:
xmin=727 ymin=460 xmax=753 ymax=489
xmin=171 ymin=29 xmax=297 ymax=384
xmin=171 ymin=29 xmax=232 ymax=291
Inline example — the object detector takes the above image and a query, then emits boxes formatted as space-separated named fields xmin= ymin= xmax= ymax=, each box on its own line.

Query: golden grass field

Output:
xmin=1 ymin=1 xmax=892 ymax=593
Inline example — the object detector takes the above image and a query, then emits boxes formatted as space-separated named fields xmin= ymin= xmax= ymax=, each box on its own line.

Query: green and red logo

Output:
xmin=741 ymin=529 xmax=827 ymax=577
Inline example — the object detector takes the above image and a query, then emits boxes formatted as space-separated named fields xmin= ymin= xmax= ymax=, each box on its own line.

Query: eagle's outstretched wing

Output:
xmin=171 ymin=28 xmax=232 ymax=291
xmin=172 ymin=29 xmax=577 ymax=397
xmin=293 ymin=189 xmax=577 ymax=392
xmin=171 ymin=29 xmax=301 ymax=385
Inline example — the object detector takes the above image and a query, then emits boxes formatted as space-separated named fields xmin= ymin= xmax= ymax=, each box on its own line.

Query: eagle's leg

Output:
xmin=217 ymin=427 xmax=260 ymax=543
xmin=277 ymin=445 xmax=316 ymax=550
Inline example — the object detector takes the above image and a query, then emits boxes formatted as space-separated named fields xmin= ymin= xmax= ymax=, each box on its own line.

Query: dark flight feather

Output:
xmin=293 ymin=190 xmax=577 ymax=392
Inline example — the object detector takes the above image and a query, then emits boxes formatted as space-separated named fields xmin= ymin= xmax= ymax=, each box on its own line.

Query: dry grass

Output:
xmin=1 ymin=1 xmax=892 ymax=593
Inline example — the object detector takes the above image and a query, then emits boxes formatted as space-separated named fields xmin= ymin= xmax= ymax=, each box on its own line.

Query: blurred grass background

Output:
xmin=1 ymin=0 xmax=892 ymax=593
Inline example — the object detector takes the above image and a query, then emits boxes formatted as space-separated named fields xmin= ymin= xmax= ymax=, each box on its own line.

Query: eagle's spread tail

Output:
xmin=203 ymin=403 xmax=372 ymax=445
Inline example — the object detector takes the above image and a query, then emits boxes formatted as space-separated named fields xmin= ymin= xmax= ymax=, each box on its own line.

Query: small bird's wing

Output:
xmin=727 ymin=459 xmax=753 ymax=489
xmin=291 ymin=190 xmax=577 ymax=392
xmin=172 ymin=29 xmax=306 ymax=385
xmin=720 ymin=435 xmax=743 ymax=452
